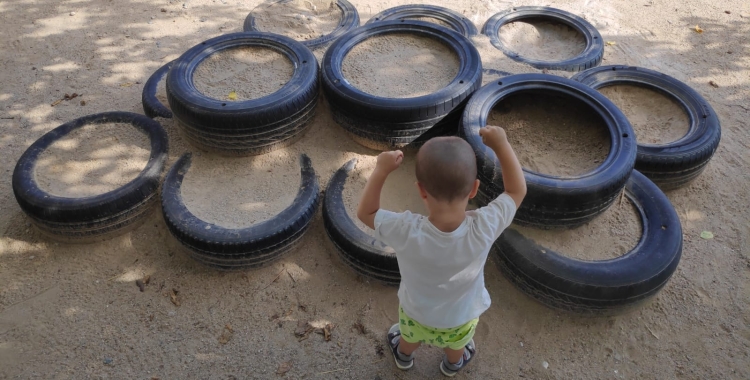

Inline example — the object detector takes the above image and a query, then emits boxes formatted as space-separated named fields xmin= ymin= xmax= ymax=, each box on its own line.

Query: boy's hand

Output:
xmin=374 ymin=150 xmax=404 ymax=174
xmin=479 ymin=125 xmax=508 ymax=149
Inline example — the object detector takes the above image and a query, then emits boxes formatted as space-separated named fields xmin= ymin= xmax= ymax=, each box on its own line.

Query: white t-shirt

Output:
xmin=374 ymin=194 xmax=516 ymax=328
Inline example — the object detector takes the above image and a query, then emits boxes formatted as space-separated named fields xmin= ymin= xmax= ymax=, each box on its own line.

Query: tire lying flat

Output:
xmin=244 ymin=0 xmax=360 ymax=50
xmin=460 ymin=74 xmax=637 ymax=229
xmin=161 ymin=153 xmax=319 ymax=270
xmin=322 ymin=159 xmax=400 ymax=285
xmin=12 ymin=112 xmax=168 ymax=243
xmin=322 ymin=20 xmax=482 ymax=150
xmin=167 ymin=32 xmax=319 ymax=155
xmin=493 ymin=170 xmax=683 ymax=314
xmin=572 ymin=65 xmax=721 ymax=189
xmin=142 ymin=60 xmax=174 ymax=119
xmin=366 ymin=4 xmax=478 ymax=37
xmin=482 ymin=6 xmax=603 ymax=72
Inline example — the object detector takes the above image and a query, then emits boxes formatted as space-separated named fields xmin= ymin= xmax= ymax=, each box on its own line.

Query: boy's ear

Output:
xmin=468 ymin=179 xmax=480 ymax=199
xmin=416 ymin=182 xmax=428 ymax=200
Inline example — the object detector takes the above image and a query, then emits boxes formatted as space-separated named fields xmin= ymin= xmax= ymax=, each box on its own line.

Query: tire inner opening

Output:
xmin=193 ymin=46 xmax=294 ymax=101
xmin=34 ymin=122 xmax=151 ymax=198
xmin=180 ymin=153 xmax=300 ymax=229
xmin=488 ymin=91 xmax=611 ymax=177
xmin=513 ymin=195 xmax=643 ymax=261
xmin=342 ymin=33 xmax=460 ymax=98
xmin=498 ymin=18 xmax=586 ymax=61
xmin=598 ymin=84 xmax=690 ymax=145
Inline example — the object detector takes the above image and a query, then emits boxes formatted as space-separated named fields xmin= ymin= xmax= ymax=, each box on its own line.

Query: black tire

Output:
xmin=142 ymin=60 xmax=174 ymax=119
xmin=322 ymin=20 xmax=482 ymax=150
xmin=12 ymin=112 xmax=168 ymax=242
xmin=166 ymin=32 xmax=319 ymax=155
xmin=493 ymin=170 xmax=683 ymax=314
xmin=322 ymin=159 xmax=400 ymax=285
xmin=482 ymin=6 xmax=603 ymax=72
xmin=460 ymin=73 xmax=636 ymax=228
xmin=161 ymin=153 xmax=319 ymax=270
xmin=243 ymin=0 xmax=360 ymax=50
xmin=571 ymin=65 xmax=722 ymax=189
xmin=366 ymin=4 xmax=478 ymax=37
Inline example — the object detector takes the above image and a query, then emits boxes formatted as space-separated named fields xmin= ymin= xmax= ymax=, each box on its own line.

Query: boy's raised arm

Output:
xmin=356 ymin=150 xmax=404 ymax=230
xmin=479 ymin=126 xmax=527 ymax=208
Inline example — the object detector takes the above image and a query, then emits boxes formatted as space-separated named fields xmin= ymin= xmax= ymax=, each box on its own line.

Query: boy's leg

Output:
xmin=440 ymin=340 xmax=476 ymax=377
xmin=443 ymin=346 xmax=465 ymax=365
xmin=398 ymin=339 xmax=421 ymax=356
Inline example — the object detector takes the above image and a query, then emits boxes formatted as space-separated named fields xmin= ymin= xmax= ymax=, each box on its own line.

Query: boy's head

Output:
xmin=415 ymin=137 xmax=478 ymax=203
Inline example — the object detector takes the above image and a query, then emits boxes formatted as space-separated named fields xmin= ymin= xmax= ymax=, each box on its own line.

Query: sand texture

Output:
xmin=193 ymin=46 xmax=293 ymax=101
xmin=342 ymin=33 xmax=459 ymax=98
xmin=34 ymin=123 xmax=151 ymax=197
xmin=1 ymin=0 xmax=748 ymax=379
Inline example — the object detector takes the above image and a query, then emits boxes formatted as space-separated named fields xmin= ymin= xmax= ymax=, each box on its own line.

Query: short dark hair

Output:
xmin=415 ymin=137 xmax=477 ymax=202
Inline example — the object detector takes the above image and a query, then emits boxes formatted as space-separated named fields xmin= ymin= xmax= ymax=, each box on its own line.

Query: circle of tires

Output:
xmin=366 ymin=4 xmax=478 ymax=37
xmin=482 ymin=6 xmax=604 ymax=72
xmin=166 ymin=32 xmax=319 ymax=156
xmin=461 ymin=73 xmax=637 ymax=229
xmin=493 ymin=170 xmax=683 ymax=314
xmin=323 ymin=159 xmax=400 ymax=285
xmin=322 ymin=20 xmax=482 ymax=150
xmin=572 ymin=65 xmax=722 ymax=190
xmin=244 ymin=0 xmax=360 ymax=50
xmin=142 ymin=60 xmax=175 ymax=119
xmin=161 ymin=153 xmax=320 ymax=270
xmin=12 ymin=112 xmax=168 ymax=243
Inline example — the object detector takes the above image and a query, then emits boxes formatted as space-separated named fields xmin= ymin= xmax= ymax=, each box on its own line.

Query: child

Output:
xmin=356 ymin=125 xmax=526 ymax=376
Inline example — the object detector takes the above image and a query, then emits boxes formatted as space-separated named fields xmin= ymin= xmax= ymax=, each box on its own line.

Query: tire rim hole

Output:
xmin=622 ymin=133 xmax=629 ymax=138
xmin=612 ymin=67 xmax=617 ymax=71
xmin=222 ymin=103 xmax=227 ymax=106
xmin=302 ymin=60 xmax=307 ymax=64
xmin=702 ymin=114 xmax=708 ymax=118
xmin=498 ymin=81 xmax=503 ymax=85
xmin=459 ymin=80 xmax=464 ymax=84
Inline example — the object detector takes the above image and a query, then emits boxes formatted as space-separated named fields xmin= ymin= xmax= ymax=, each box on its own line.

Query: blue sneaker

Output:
xmin=440 ymin=339 xmax=476 ymax=377
xmin=387 ymin=324 xmax=414 ymax=370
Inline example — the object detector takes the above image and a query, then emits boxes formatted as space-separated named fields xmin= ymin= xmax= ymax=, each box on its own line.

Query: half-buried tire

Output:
xmin=460 ymin=74 xmax=637 ymax=229
xmin=142 ymin=60 xmax=174 ymax=119
xmin=167 ymin=32 xmax=319 ymax=155
xmin=482 ymin=6 xmax=603 ymax=72
xmin=322 ymin=20 xmax=482 ymax=150
xmin=572 ymin=65 xmax=721 ymax=190
xmin=161 ymin=153 xmax=319 ymax=270
xmin=493 ymin=170 xmax=683 ymax=314
xmin=366 ymin=4 xmax=478 ymax=37
xmin=244 ymin=0 xmax=360 ymax=50
xmin=322 ymin=159 xmax=400 ymax=285
xmin=12 ymin=112 xmax=168 ymax=243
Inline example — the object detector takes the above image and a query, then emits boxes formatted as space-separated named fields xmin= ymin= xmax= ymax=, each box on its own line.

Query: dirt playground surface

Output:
xmin=1 ymin=0 xmax=749 ymax=379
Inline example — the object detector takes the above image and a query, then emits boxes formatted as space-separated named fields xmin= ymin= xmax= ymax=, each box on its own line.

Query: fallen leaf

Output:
xmin=227 ymin=91 xmax=237 ymax=100
xmin=694 ymin=25 xmax=703 ymax=33
xmin=276 ymin=361 xmax=293 ymax=375
xmin=605 ymin=41 xmax=616 ymax=46
xmin=80 ymin=100 xmax=86 ymax=106
xmin=700 ymin=231 xmax=714 ymax=239
xmin=709 ymin=81 xmax=719 ymax=88
xmin=294 ymin=320 xmax=314 ymax=340
xmin=143 ymin=275 xmax=151 ymax=284
xmin=135 ymin=279 xmax=145 ymax=292
xmin=323 ymin=323 xmax=333 ymax=341
xmin=120 ymin=82 xmax=134 ymax=87
xmin=218 ymin=324 xmax=233 ymax=344
xmin=170 ymin=288 xmax=181 ymax=306
xmin=724 ymin=10 xmax=731 ymax=14
xmin=51 ymin=99 xmax=64 ymax=107
xmin=352 ymin=321 xmax=366 ymax=335
xmin=375 ymin=343 xmax=385 ymax=358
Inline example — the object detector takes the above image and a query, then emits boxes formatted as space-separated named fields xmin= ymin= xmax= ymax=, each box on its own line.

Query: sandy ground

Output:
xmin=0 ymin=0 xmax=749 ymax=379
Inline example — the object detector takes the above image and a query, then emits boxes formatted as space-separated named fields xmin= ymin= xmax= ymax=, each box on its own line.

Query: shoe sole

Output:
xmin=440 ymin=361 xmax=457 ymax=377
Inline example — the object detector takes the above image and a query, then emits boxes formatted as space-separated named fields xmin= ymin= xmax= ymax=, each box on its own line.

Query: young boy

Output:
xmin=356 ymin=126 xmax=526 ymax=376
